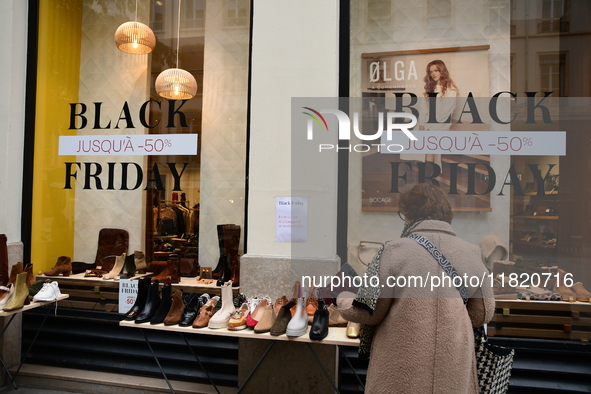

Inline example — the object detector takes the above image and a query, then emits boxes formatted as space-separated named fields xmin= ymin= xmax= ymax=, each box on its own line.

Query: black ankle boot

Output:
xmin=309 ymin=298 xmax=329 ymax=341
xmin=150 ymin=284 xmax=172 ymax=324
xmin=118 ymin=253 xmax=137 ymax=279
xmin=125 ymin=277 xmax=151 ymax=321
xmin=135 ymin=280 xmax=161 ymax=324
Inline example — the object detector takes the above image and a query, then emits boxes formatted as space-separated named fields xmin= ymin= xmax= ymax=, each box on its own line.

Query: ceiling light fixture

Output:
xmin=155 ymin=0 xmax=198 ymax=100
xmin=114 ymin=0 xmax=156 ymax=54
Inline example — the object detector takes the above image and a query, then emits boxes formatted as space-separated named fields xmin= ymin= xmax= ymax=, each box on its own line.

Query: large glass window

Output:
xmin=349 ymin=0 xmax=591 ymax=342
xmin=31 ymin=0 xmax=249 ymax=276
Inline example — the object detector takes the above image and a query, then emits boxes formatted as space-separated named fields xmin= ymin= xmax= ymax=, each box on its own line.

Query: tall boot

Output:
xmin=135 ymin=280 xmax=161 ymax=324
xmin=0 ymin=235 xmax=9 ymax=287
xmin=151 ymin=255 xmax=180 ymax=284
xmin=216 ymin=256 xmax=232 ymax=287
xmin=4 ymin=272 xmax=30 ymax=311
xmin=224 ymin=225 xmax=241 ymax=287
xmin=212 ymin=225 xmax=226 ymax=279
xmin=125 ymin=277 xmax=151 ymax=321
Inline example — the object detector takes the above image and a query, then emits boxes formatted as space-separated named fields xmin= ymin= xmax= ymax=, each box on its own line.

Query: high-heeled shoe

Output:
xmin=346 ymin=321 xmax=361 ymax=338
xmin=3 ymin=272 xmax=30 ymax=311
xmin=44 ymin=256 xmax=72 ymax=277
xmin=103 ymin=253 xmax=126 ymax=280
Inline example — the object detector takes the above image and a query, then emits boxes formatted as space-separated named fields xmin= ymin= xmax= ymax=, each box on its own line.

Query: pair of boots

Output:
xmin=126 ymin=278 xmax=163 ymax=324
xmin=212 ymin=225 xmax=241 ymax=286
xmin=103 ymin=252 xmax=146 ymax=280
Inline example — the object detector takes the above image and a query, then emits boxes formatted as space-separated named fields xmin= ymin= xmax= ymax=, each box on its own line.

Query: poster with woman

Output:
xmin=360 ymin=46 xmax=492 ymax=212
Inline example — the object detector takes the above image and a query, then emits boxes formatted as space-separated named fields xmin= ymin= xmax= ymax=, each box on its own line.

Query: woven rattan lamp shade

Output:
xmin=155 ymin=68 xmax=198 ymax=100
xmin=114 ymin=21 xmax=156 ymax=54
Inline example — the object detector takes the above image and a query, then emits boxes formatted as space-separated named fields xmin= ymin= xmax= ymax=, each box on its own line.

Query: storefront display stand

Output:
xmin=0 ymin=294 xmax=69 ymax=393
xmin=120 ymin=320 xmax=363 ymax=394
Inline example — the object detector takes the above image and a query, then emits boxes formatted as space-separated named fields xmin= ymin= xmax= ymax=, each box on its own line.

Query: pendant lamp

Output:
xmin=155 ymin=0 xmax=198 ymax=100
xmin=114 ymin=0 xmax=156 ymax=54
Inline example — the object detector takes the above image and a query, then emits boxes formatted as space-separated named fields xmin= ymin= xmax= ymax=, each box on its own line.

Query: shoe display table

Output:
xmin=489 ymin=299 xmax=591 ymax=341
xmin=0 ymin=294 xmax=69 ymax=392
xmin=37 ymin=274 xmax=239 ymax=312
xmin=120 ymin=319 xmax=361 ymax=394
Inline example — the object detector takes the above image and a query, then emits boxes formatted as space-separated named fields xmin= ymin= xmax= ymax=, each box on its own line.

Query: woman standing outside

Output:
xmin=337 ymin=183 xmax=494 ymax=393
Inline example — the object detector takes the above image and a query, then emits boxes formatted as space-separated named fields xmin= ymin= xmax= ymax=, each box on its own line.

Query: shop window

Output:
xmin=539 ymin=53 xmax=567 ymax=97
xmin=30 ymin=0 xmax=249 ymax=282
xmin=538 ymin=0 xmax=570 ymax=33
xmin=223 ymin=0 xmax=248 ymax=27
xmin=366 ymin=0 xmax=392 ymax=42
xmin=181 ymin=0 xmax=205 ymax=30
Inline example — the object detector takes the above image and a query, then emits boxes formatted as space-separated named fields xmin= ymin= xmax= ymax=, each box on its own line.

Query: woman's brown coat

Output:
xmin=338 ymin=220 xmax=495 ymax=393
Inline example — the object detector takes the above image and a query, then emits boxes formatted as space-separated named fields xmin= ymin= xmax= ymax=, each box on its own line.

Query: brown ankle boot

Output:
xmin=0 ymin=234 xmax=9 ymax=287
xmin=44 ymin=256 xmax=72 ymax=277
xmin=151 ymin=256 xmax=180 ymax=284
xmin=8 ymin=262 xmax=23 ymax=285
xmin=24 ymin=262 xmax=36 ymax=287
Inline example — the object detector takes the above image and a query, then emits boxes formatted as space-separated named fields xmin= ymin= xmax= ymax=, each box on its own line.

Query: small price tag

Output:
xmin=119 ymin=279 xmax=138 ymax=314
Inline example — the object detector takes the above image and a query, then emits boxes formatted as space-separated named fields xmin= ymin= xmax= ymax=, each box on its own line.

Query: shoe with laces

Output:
xmin=33 ymin=281 xmax=61 ymax=302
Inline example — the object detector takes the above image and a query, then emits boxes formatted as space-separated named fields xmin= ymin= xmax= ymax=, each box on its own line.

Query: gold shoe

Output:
xmin=3 ymin=272 xmax=29 ymax=311
xmin=346 ymin=321 xmax=360 ymax=338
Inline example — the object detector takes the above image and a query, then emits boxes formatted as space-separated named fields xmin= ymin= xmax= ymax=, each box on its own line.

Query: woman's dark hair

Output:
xmin=398 ymin=183 xmax=453 ymax=223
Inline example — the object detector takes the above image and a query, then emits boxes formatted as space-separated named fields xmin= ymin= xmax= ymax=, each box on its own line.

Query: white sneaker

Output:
xmin=33 ymin=281 xmax=61 ymax=302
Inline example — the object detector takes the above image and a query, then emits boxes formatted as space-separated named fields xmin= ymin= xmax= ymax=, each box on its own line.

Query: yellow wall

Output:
xmin=31 ymin=0 xmax=82 ymax=271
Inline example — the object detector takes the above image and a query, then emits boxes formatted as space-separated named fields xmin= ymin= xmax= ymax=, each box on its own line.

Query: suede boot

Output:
xmin=44 ymin=256 xmax=72 ymax=277
xmin=0 ymin=234 xmax=9 ymax=287
xmin=8 ymin=262 xmax=23 ymax=286
xmin=151 ymin=255 xmax=180 ymax=284
xmin=24 ymin=262 xmax=36 ymax=288
xmin=163 ymin=290 xmax=184 ymax=325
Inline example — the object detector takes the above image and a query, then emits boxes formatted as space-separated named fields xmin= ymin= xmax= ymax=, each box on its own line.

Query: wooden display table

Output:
xmin=490 ymin=298 xmax=591 ymax=341
xmin=121 ymin=320 xmax=361 ymax=394
xmin=0 ymin=294 xmax=69 ymax=392
xmin=37 ymin=273 xmax=240 ymax=312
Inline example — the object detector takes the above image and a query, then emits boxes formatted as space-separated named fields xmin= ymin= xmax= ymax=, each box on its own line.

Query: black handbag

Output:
xmin=407 ymin=233 xmax=514 ymax=394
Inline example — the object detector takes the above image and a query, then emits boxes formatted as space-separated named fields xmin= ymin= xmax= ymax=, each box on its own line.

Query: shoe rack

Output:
xmin=489 ymin=299 xmax=591 ymax=341
xmin=510 ymin=155 xmax=560 ymax=267
xmin=36 ymin=273 xmax=239 ymax=313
